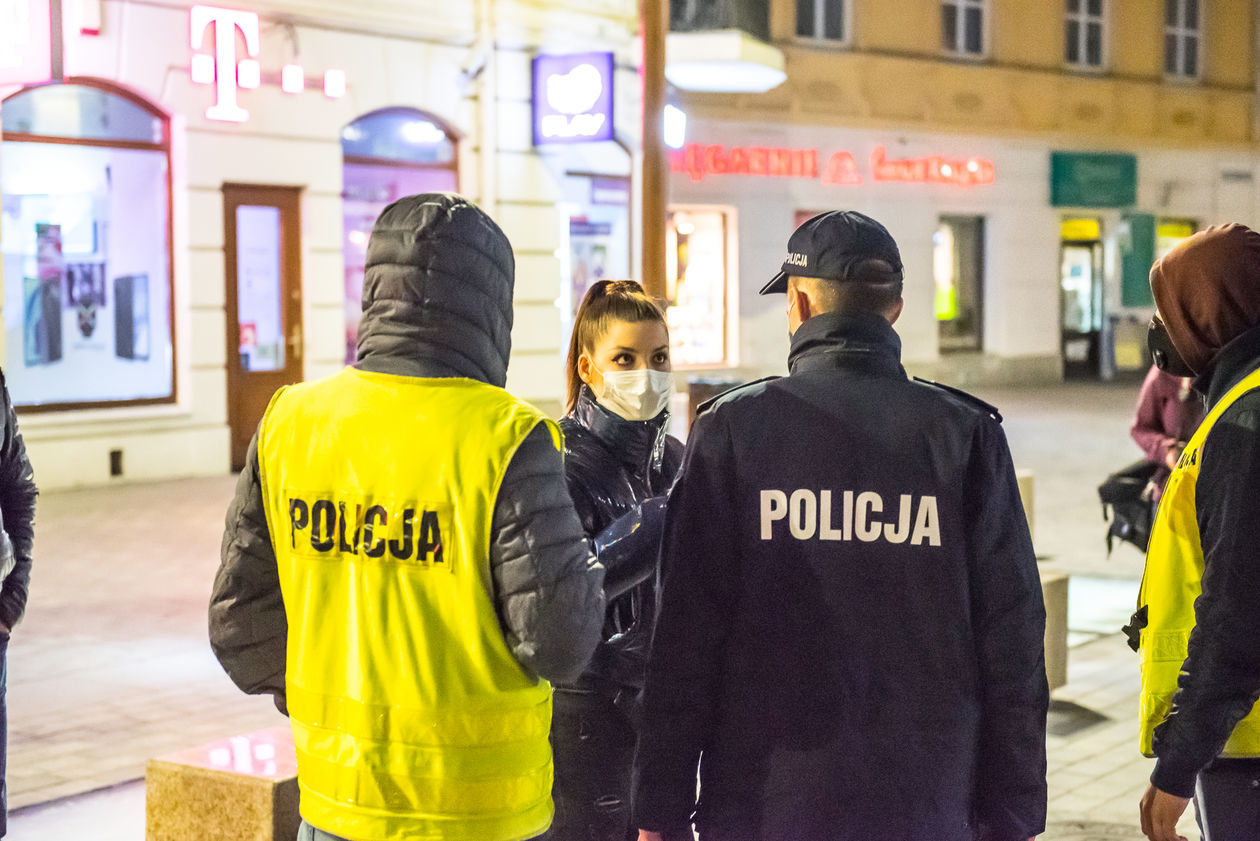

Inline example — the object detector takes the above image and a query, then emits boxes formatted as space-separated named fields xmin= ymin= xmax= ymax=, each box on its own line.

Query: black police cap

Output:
xmin=761 ymin=210 xmax=904 ymax=295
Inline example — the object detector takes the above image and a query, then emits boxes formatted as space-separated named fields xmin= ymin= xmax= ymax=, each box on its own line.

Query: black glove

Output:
xmin=595 ymin=497 xmax=668 ymax=601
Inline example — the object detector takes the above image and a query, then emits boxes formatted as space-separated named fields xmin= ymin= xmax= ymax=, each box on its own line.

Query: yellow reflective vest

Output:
xmin=257 ymin=369 xmax=558 ymax=841
xmin=1138 ymin=366 xmax=1260 ymax=757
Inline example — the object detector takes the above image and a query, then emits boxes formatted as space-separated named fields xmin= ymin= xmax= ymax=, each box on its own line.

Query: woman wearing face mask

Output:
xmin=551 ymin=279 xmax=684 ymax=841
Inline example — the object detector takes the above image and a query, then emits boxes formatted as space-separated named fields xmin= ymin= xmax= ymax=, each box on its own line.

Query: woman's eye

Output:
xmin=654 ymin=354 xmax=669 ymax=365
xmin=613 ymin=354 xmax=633 ymax=366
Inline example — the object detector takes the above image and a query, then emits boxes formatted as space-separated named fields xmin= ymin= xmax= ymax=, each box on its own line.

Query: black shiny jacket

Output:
xmin=558 ymin=386 xmax=684 ymax=692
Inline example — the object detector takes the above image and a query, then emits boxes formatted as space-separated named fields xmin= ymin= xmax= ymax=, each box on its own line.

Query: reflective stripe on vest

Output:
xmin=258 ymin=369 xmax=558 ymax=841
xmin=1138 ymin=365 xmax=1260 ymax=757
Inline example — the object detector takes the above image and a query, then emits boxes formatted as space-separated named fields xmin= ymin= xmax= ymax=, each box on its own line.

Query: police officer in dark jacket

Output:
xmin=631 ymin=211 xmax=1048 ymax=841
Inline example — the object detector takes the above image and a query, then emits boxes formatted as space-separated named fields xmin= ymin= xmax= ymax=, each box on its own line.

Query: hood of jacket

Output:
xmin=356 ymin=193 xmax=515 ymax=386
xmin=1150 ymin=223 xmax=1260 ymax=376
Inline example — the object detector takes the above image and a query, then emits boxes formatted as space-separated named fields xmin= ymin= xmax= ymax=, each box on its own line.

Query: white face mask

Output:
xmin=591 ymin=365 xmax=674 ymax=422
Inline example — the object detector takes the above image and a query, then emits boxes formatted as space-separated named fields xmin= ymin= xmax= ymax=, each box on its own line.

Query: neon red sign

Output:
xmin=0 ymin=0 xmax=53 ymax=87
xmin=671 ymin=143 xmax=995 ymax=188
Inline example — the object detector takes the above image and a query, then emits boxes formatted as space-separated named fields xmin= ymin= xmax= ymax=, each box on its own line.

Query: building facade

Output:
xmin=664 ymin=0 xmax=1259 ymax=386
xmin=0 ymin=0 xmax=641 ymax=489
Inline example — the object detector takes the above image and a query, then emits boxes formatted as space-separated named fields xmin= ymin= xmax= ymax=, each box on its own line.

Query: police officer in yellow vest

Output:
xmin=1137 ymin=224 xmax=1260 ymax=841
xmin=210 ymin=194 xmax=609 ymax=841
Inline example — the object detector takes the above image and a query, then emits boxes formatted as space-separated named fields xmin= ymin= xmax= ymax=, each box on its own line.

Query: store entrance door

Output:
xmin=1060 ymin=218 xmax=1104 ymax=379
xmin=223 ymin=184 xmax=304 ymax=471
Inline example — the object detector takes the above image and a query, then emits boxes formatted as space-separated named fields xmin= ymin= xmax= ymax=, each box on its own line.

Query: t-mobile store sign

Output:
xmin=189 ymin=4 xmax=347 ymax=123
xmin=0 ymin=0 xmax=53 ymax=86
xmin=532 ymin=52 xmax=615 ymax=145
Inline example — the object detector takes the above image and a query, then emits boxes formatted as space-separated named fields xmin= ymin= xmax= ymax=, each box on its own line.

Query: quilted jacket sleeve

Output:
xmin=489 ymin=423 xmax=606 ymax=684
xmin=209 ymin=433 xmax=289 ymax=714
xmin=0 ymin=370 xmax=37 ymax=633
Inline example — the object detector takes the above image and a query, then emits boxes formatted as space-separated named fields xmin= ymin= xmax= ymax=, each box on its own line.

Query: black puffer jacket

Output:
xmin=210 ymin=193 xmax=606 ymax=708
xmin=558 ymin=386 xmax=684 ymax=692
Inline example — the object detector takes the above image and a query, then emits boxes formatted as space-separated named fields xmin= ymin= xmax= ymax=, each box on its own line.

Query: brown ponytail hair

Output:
xmin=565 ymin=280 xmax=668 ymax=413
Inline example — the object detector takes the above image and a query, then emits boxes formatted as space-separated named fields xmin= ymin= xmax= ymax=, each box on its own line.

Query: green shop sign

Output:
xmin=1050 ymin=152 xmax=1137 ymax=207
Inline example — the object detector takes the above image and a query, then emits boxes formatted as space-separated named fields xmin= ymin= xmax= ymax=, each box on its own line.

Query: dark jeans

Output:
xmin=549 ymin=688 xmax=638 ymax=841
xmin=1194 ymin=758 xmax=1260 ymax=841
xmin=298 ymin=820 xmax=551 ymax=841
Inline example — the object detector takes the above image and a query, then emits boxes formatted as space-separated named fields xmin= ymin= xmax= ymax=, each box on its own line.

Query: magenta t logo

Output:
xmin=190 ymin=5 xmax=260 ymax=123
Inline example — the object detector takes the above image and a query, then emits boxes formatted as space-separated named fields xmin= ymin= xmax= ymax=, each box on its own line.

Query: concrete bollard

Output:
xmin=145 ymin=726 xmax=299 ymax=841
xmin=1014 ymin=468 xmax=1068 ymax=692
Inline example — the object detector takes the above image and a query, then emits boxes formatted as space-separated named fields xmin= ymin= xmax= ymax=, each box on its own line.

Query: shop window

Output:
xmin=1065 ymin=0 xmax=1106 ymax=70
xmin=1164 ymin=0 xmax=1200 ymax=79
xmin=666 ymin=208 xmax=731 ymax=367
xmin=1156 ymin=218 xmax=1196 ymax=259
xmin=0 ymin=81 xmax=173 ymax=409
xmin=797 ymin=0 xmax=848 ymax=43
xmin=562 ymin=173 xmax=633 ymax=325
xmin=341 ymin=108 xmax=458 ymax=364
xmin=942 ymin=0 xmax=986 ymax=58
xmin=933 ymin=216 xmax=985 ymax=353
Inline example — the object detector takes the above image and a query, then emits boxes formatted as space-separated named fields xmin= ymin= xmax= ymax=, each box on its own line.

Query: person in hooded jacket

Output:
xmin=1136 ymin=224 xmax=1260 ymax=841
xmin=209 ymin=193 xmax=608 ymax=841
xmin=550 ymin=280 xmax=683 ymax=841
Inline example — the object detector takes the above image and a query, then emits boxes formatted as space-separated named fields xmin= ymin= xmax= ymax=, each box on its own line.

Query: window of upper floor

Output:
xmin=942 ymin=0 xmax=986 ymax=59
xmin=1164 ymin=0 xmax=1201 ymax=80
xmin=796 ymin=0 xmax=849 ymax=44
xmin=1065 ymin=0 xmax=1106 ymax=70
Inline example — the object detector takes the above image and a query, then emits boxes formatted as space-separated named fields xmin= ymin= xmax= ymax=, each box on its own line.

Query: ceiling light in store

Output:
xmin=664 ymin=104 xmax=687 ymax=150
xmin=665 ymin=29 xmax=786 ymax=94
xmin=402 ymin=120 xmax=447 ymax=145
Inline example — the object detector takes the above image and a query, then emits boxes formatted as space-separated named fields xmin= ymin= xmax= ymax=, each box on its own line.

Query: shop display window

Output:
xmin=0 ymin=81 xmax=173 ymax=409
xmin=666 ymin=207 xmax=731 ymax=367
xmin=934 ymin=215 xmax=985 ymax=352
xmin=561 ymin=173 xmax=632 ymax=331
xmin=341 ymin=108 xmax=457 ymax=364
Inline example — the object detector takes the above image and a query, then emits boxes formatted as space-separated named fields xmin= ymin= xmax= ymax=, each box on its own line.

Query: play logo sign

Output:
xmin=532 ymin=51 xmax=615 ymax=145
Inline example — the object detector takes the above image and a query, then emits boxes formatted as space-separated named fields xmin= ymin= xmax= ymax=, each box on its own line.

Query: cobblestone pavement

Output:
xmin=8 ymin=381 xmax=1203 ymax=839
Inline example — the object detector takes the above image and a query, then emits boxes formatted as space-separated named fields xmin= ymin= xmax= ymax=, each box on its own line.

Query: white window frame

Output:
xmin=1065 ymin=0 xmax=1108 ymax=72
xmin=1164 ymin=0 xmax=1202 ymax=81
xmin=942 ymin=0 xmax=988 ymax=59
xmin=796 ymin=0 xmax=852 ymax=46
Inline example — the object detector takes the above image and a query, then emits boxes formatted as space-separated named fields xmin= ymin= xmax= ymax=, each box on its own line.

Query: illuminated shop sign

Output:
xmin=532 ymin=51 xmax=615 ymax=145
xmin=0 ymin=0 xmax=53 ymax=86
xmin=189 ymin=5 xmax=346 ymax=123
xmin=671 ymin=143 xmax=995 ymax=188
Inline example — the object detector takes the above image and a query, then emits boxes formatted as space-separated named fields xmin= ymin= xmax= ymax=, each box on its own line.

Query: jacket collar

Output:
xmin=1198 ymin=323 xmax=1260 ymax=408
xmin=570 ymin=385 xmax=670 ymax=469
xmin=787 ymin=310 xmax=906 ymax=378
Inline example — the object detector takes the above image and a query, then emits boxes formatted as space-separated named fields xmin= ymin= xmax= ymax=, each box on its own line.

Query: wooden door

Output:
xmin=223 ymin=184 xmax=304 ymax=471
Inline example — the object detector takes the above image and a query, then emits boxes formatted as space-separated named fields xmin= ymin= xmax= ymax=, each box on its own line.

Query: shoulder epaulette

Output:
xmin=695 ymin=376 xmax=780 ymax=418
xmin=911 ymin=376 xmax=1003 ymax=423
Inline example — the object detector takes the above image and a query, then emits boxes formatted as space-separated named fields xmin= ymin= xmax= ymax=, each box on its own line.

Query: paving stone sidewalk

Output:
xmin=6 ymin=475 xmax=281 ymax=810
